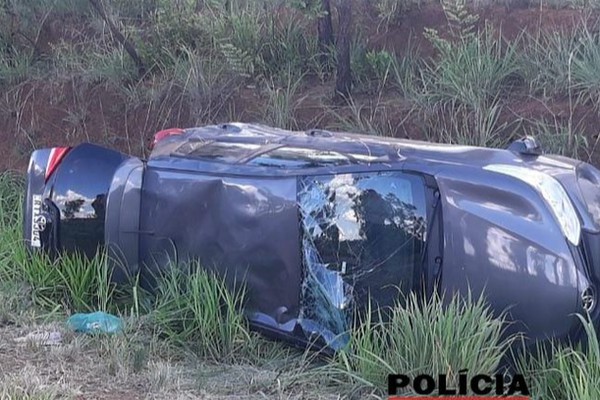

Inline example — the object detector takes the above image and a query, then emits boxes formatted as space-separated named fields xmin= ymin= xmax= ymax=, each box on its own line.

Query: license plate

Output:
xmin=31 ymin=194 xmax=43 ymax=247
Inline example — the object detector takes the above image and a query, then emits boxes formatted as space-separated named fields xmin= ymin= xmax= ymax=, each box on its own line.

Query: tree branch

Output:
xmin=335 ymin=0 xmax=352 ymax=98
xmin=88 ymin=0 xmax=146 ymax=79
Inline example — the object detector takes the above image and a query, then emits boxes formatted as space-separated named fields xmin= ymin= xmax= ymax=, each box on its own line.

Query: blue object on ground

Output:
xmin=67 ymin=311 xmax=123 ymax=334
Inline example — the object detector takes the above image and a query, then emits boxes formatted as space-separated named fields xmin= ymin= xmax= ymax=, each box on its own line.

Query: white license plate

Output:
xmin=31 ymin=194 xmax=43 ymax=248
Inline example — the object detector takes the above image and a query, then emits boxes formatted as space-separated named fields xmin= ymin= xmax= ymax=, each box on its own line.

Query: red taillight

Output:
xmin=45 ymin=147 xmax=71 ymax=182
xmin=152 ymin=128 xmax=184 ymax=147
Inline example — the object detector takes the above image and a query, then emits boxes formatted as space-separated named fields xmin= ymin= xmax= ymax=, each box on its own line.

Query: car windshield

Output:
xmin=297 ymin=171 xmax=428 ymax=348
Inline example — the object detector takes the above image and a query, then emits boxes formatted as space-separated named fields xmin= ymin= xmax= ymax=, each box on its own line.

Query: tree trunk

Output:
xmin=318 ymin=0 xmax=334 ymax=66
xmin=335 ymin=0 xmax=352 ymax=98
xmin=88 ymin=0 xmax=146 ymax=79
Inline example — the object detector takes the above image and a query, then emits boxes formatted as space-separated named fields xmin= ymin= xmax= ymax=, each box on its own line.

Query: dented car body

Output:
xmin=23 ymin=123 xmax=600 ymax=349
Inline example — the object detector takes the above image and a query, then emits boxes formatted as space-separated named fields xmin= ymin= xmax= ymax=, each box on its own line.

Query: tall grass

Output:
xmin=335 ymin=292 xmax=514 ymax=395
xmin=330 ymin=94 xmax=406 ymax=137
xmin=262 ymin=70 xmax=305 ymax=130
xmin=51 ymin=40 xmax=138 ymax=86
xmin=570 ymin=27 xmax=600 ymax=110
xmin=523 ymin=116 xmax=589 ymax=159
xmin=522 ymin=22 xmax=600 ymax=106
xmin=376 ymin=0 xmax=422 ymax=32
xmin=0 ymin=172 xmax=24 ymax=283
xmin=151 ymin=263 xmax=251 ymax=361
xmin=9 ymin=244 xmax=117 ymax=313
xmin=0 ymin=171 xmax=23 ymax=226
xmin=521 ymin=29 xmax=582 ymax=97
xmin=421 ymin=28 xmax=520 ymax=109
xmin=199 ymin=2 xmax=315 ymax=82
xmin=517 ymin=315 xmax=600 ymax=400
xmin=166 ymin=47 xmax=236 ymax=125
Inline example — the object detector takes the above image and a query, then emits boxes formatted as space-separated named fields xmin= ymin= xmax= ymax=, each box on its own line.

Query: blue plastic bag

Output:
xmin=67 ymin=311 xmax=122 ymax=334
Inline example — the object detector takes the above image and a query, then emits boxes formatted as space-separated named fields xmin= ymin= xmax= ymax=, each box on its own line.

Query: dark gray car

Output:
xmin=23 ymin=123 xmax=600 ymax=350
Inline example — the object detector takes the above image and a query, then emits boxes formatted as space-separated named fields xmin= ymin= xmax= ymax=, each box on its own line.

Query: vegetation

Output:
xmin=0 ymin=0 xmax=598 ymax=164
xmin=3 ymin=0 xmax=600 ymax=398
xmin=0 ymin=171 xmax=598 ymax=398
xmin=335 ymin=292 xmax=513 ymax=394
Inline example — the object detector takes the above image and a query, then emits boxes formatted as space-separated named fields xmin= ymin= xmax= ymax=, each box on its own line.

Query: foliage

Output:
xmin=523 ymin=116 xmax=589 ymax=159
xmin=375 ymin=0 xmax=423 ymax=32
xmin=164 ymin=46 xmax=237 ymax=124
xmin=517 ymin=315 xmax=600 ymax=400
xmin=521 ymin=29 xmax=582 ymax=97
xmin=441 ymin=0 xmax=479 ymax=41
xmin=151 ymin=262 xmax=251 ymax=361
xmin=335 ymin=292 xmax=513 ymax=394
xmin=0 ymin=0 xmax=593 ymax=157
xmin=570 ymin=27 xmax=600 ymax=111
xmin=262 ymin=69 xmax=305 ymax=130
xmin=423 ymin=27 xmax=520 ymax=109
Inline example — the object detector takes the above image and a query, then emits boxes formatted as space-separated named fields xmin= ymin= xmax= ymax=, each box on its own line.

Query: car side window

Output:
xmin=297 ymin=171 xmax=427 ymax=348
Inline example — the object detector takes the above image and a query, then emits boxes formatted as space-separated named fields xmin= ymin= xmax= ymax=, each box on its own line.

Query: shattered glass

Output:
xmin=173 ymin=141 xmax=262 ymax=162
xmin=298 ymin=172 xmax=427 ymax=349
xmin=248 ymin=147 xmax=350 ymax=169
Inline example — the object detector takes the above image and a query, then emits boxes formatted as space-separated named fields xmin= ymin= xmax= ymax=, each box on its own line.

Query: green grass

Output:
xmin=262 ymin=70 xmax=306 ymax=130
xmin=421 ymin=28 xmax=520 ymax=109
xmin=1 ymin=0 xmax=598 ymax=158
xmin=334 ymin=292 xmax=514 ymax=395
xmin=4 ymin=0 xmax=600 ymax=396
xmin=516 ymin=315 xmax=600 ymax=400
xmin=151 ymin=263 xmax=252 ymax=361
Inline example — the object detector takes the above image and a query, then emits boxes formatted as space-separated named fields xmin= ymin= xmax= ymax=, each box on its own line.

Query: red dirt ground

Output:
xmin=2 ymin=3 xmax=600 ymax=171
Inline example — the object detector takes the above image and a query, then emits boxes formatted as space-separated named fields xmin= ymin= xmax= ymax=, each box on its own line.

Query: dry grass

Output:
xmin=0 ymin=318 xmax=341 ymax=400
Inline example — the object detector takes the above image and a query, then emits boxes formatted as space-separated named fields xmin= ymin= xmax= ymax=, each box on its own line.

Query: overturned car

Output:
xmin=23 ymin=123 xmax=600 ymax=349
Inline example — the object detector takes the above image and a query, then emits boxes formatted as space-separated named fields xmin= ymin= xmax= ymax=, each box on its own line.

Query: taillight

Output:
xmin=45 ymin=147 xmax=71 ymax=182
xmin=152 ymin=128 xmax=184 ymax=147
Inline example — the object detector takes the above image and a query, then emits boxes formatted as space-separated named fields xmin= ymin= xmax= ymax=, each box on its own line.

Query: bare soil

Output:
xmin=2 ymin=3 xmax=600 ymax=171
